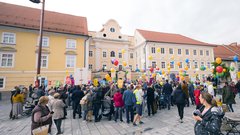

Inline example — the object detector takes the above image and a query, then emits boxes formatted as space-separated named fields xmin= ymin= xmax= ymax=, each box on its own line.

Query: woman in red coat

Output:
xmin=194 ymin=86 xmax=202 ymax=109
xmin=113 ymin=89 xmax=124 ymax=122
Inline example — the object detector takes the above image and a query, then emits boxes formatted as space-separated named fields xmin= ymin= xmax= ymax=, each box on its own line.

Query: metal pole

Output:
xmin=36 ymin=0 xmax=45 ymax=85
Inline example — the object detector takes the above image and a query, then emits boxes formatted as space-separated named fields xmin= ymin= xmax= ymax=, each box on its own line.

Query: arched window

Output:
xmin=110 ymin=51 xmax=115 ymax=57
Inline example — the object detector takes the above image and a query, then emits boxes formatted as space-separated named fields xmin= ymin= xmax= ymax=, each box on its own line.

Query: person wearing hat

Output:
xmin=31 ymin=96 xmax=52 ymax=135
xmin=52 ymin=93 xmax=66 ymax=134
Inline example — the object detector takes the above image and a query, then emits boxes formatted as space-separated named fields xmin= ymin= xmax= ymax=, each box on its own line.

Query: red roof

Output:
xmin=0 ymin=2 xmax=88 ymax=36
xmin=137 ymin=29 xmax=216 ymax=47
xmin=214 ymin=44 xmax=240 ymax=60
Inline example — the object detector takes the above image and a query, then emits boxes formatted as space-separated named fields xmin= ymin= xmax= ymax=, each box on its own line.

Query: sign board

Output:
xmin=74 ymin=68 xmax=89 ymax=85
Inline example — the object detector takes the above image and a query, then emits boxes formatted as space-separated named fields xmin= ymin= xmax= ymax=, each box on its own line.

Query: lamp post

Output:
xmin=30 ymin=0 xmax=45 ymax=87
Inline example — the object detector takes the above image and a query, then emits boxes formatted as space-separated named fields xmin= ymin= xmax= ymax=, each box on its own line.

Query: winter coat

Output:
xmin=222 ymin=86 xmax=236 ymax=104
xmin=163 ymin=83 xmax=173 ymax=95
xmin=12 ymin=94 xmax=24 ymax=103
xmin=51 ymin=99 xmax=66 ymax=120
xmin=173 ymin=88 xmax=186 ymax=104
xmin=182 ymin=84 xmax=189 ymax=98
xmin=123 ymin=90 xmax=135 ymax=106
xmin=194 ymin=89 xmax=201 ymax=106
xmin=71 ymin=90 xmax=84 ymax=104
xmin=188 ymin=84 xmax=194 ymax=95
xmin=113 ymin=92 xmax=124 ymax=107
xmin=92 ymin=88 xmax=103 ymax=104
xmin=194 ymin=106 xmax=223 ymax=135
xmin=147 ymin=87 xmax=155 ymax=103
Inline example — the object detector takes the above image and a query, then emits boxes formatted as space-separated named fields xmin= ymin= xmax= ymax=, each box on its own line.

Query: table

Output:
xmin=224 ymin=112 xmax=240 ymax=135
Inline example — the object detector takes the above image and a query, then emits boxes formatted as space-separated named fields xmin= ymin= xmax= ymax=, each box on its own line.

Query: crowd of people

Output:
xmin=9 ymin=77 xmax=240 ymax=135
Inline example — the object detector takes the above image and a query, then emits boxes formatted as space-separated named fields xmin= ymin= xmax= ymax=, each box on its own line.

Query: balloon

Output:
xmin=216 ymin=66 xmax=223 ymax=73
xmin=123 ymin=61 xmax=127 ymax=67
xmin=114 ymin=60 xmax=119 ymax=66
xmin=148 ymin=55 xmax=153 ymax=60
xmin=223 ymin=69 xmax=226 ymax=72
xmin=110 ymin=68 xmax=115 ymax=73
xmin=93 ymin=78 xmax=99 ymax=87
xmin=184 ymin=66 xmax=188 ymax=70
xmin=180 ymin=76 xmax=185 ymax=80
xmin=157 ymin=48 xmax=161 ymax=53
xmin=230 ymin=67 xmax=235 ymax=71
xmin=177 ymin=62 xmax=181 ymax=66
xmin=121 ymin=49 xmax=126 ymax=54
xmin=185 ymin=58 xmax=189 ymax=63
xmin=167 ymin=66 xmax=171 ymax=70
xmin=152 ymin=73 xmax=156 ymax=78
xmin=171 ymin=56 xmax=174 ymax=60
xmin=126 ymin=71 xmax=129 ymax=74
xmin=135 ymin=68 xmax=140 ymax=72
xmin=170 ymin=61 xmax=174 ymax=65
xmin=111 ymin=59 xmax=115 ymax=64
xmin=162 ymin=70 xmax=165 ymax=75
xmin=150 ymin=67 xmax=154 ymax=73
xmin=216 ymin=57 xmax=222 ymax=65
xmin=233 ymin=56 xmax=238 ymax=62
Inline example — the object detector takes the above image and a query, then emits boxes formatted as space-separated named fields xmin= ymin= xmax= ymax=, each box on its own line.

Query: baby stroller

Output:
xmin=101 ymin=96 xmax=114 ymax=121
xmin=22 ymin=100 xmax=35 ymax=117
xmin=159 ymin=93 xmax=166 ymax=110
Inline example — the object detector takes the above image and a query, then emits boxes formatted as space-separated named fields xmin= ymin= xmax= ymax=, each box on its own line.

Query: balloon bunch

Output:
xmin=111 ymin=59 xmax=119 ymax=66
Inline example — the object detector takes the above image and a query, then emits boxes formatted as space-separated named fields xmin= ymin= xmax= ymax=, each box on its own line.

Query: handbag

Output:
xmin=32 ymin=124 xmax=49 ymax=135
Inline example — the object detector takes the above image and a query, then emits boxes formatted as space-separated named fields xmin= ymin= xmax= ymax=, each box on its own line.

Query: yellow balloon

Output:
xmin=177 ymin=62 xmax=181 ymax=66
xmin=148 ymin=55 xmax=153 ymax=60
xmin=171 ymin=56 xmax=174 ymax=60
xmin=185 ymin=66 xmax=189 ymax=70
xmin=152 ymin=73 xmax=156 ymax=78
xmin=162 ymin=70 xmax=165 ymax=74
xmin=121 ymin=49 xmax=126 ymax=54
xmin=223 ymin=69 xmax=226 ymax=72
xmin=216 ymin=57 xmax=222 ymax=64
xmin=157 ymin=48 xmax=161 ymax=53
xmin=123 ymin=61 xmax=127 ymax=67
xmin=181 ymin=76 xmax=185 ymax=81
xmin=110 ymin=68 xmax=115 ymax=73
xmin=93 ymin=78 xmax=99 ymax=87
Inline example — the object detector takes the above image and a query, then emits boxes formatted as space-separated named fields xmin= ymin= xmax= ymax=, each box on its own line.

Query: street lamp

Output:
xmin=30 ymin=0 xmax=45 ymax=87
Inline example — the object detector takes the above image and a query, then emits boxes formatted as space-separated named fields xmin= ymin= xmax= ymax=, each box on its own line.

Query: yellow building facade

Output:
xmin=0 ymin=2 xmax=89 ymax=91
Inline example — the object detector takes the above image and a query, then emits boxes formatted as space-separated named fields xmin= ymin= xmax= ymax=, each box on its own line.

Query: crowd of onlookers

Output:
xmin=9 ymin=77 xmax=240 ymax=135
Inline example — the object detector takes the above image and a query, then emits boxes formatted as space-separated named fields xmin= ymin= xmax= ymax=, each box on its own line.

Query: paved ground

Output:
xmin=0 ymin=97 xmax=239 ymax=135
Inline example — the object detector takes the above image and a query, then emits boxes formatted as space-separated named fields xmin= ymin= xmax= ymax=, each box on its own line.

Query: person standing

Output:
xmin=92 ymin=87 xmax=103 ymax=122
xmin=71 ymin=85 xmax=84 ymax=119
xmin=123 ymin=85 xmax=135 ymax=124
xmin=29 ymin=84 xmax=33 ymax=98
xmin=31 ymin=96 xmax=52 ymax=135
xmin=133 ymin=85 xmax=144 ymax=126
xmin=222 ymin=82 xmax=236 ymax=112
xmin=235 ymin=80 xmax=240 ymax=98
xmin=182 ymin=81 xmax=189 ymax=107
xmin=188 ymin=82 xmax=195 ymax=105
xmin=194 ymin=86 xmax=202 ymax=109
xmin=52 ymin=93 xmax=66 ymax=135
xmin=12 ymin=89 xmax=24 ymax=119
xmin=173 ymin=84 xmax=186 ymax=123
xmin=113 ymin=89 xmax=124 ymax=122
xmin=162 ymin=80 xmax=173 ymax=110
xmin=207 ymin=82 xmax=215 ymax=97
xmin=147 ymin=84 xmax=155 ymax=116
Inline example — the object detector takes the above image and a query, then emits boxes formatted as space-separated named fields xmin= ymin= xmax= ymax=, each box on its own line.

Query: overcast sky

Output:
xmin=1 ymin=0 xmax=240 ymax=45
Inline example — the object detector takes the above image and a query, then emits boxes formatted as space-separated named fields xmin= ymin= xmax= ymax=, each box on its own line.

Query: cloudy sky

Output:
xmin=1 ymin=0 xmax=240 ymax=44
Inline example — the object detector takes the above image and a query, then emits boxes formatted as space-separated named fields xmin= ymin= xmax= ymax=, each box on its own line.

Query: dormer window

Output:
xmin=110 ymin=28 xmax=115 ymax=32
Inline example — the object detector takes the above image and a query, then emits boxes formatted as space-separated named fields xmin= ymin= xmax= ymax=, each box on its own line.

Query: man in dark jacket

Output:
xmin=71 ymin=85 xmax=84 ymax=119
xmin=235 ymin=80 xmax=240 ymax=98
xmin=93 ymin=87 xmax=103 ymax=122
xmin=173 ymin=84 xmax=186 ymax=123
xmin=222 ymin=82 xmax=236 ymax=112
xmin=147 ymin=84 xmax=155 ymax=116
xmin=188 ymin=82 xmax=195 ymax=105
xmin=162 ymin=80 xmax=173 ymax=110
xmin=182 ymin=81 xmax=189 ymax=107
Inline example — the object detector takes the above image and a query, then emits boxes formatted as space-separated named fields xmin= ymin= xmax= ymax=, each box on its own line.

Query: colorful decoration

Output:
xmin=233 ymin=56 xmax=238 ymax=62
xmin=200 ymin=66 xmax=206 ymax=71
xmin=156 ymin=67 xmax=160 ymax=70
xmin=114 ymin=60 xmax=119 ymax=66
xmin=123 ymin=61 xmax=127 ymax=67
xmin=216 ymin=66 xmax=223 ymax=73
xmin=93 ymin=78 xmax=99 ymax=87
xmin=184 ymin=66 xmax=188 ymax=70
xmin=148 ymin=55 xmax=153 ymax=60
xmin=111 ymin=59 xmax=115 ymax=64
xmin=110 ymin=68 xmax=115 ymax=73
xmin=121 ymin=49 xmax=126 ymax=54
xmin=177 ymin=62 xmax=181 ymax=67
xmin=150 ymin=67 xmax=154 ymax=73
xmin=157 ymin=48 xmax=161 ymax=53
xmin=216 ymin=57 xmax=222 ymax=65
xmin=223 ymin=69 xmax=226 ymax=72
xmin=230 ymin=67 xmax=235 ymax=71
xmin=185 ymin=58 xmax=189 ymax=63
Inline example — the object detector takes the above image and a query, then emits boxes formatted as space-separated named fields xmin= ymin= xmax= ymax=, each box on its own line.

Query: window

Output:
xmin=0 ymin=77 xmax=5 ymax=89
xmin=66 ymin=55 xmax=76 ymax=68
xmin=38 ymin=36 xmax=49 ymax=47
xmin=38 ymin=77 xmax=47 ymax=86
xmin=0 ymin=53 xmax=14 ymax=67
xmin=41 ymin=55 xmax=48 ymax=68
xmin=130 ymin=53 xmax=133 ymax=59
xmin=119 ymin=52 xmax=122 ymax=58
xmin=169 ymin=48 xmax=173 ymax=54
xmin=187 ymin=63 xmax=191 ymax=68
xmin=170 ymin=62 xmax=174 ymax=69
xmin=193 ymin=50 xmax=197 ymax=55
xmin=201 ymin=62 xmax=205 ymax=67
xmin=102 ymin=64 xmax=107 ymax=69
xmin=119 ymin=65 xmax=123 ymax=70
xmin=179 ymin=62 xmax=183 ymax=68
xmin=207 ymin=62 xmax=211 ymax=68
xmin=161 ymin=48 xmax=165 ymax=54
xmin=178 ymin=49 xmax=181 ymax=55
xmin=185 ymin=49 xmax=189 ymax=55
xmin=151 ymin=47 xmax=155 ymax=54
xmin=206 ymin=50 xmax=209 ymax=56
xmin=89 ymin=64 xmax=93 ymax=70
xmin=110 ymin=28 xmax=115 ymax=32
xmin=110 ymin=51 xmax=115 ymax=57
xmin=200 ymin=50 xmax=203 ymax=56
xmin=161 ymin=62 xmax=166 ymax=69
xmin=129 ymin=65 xmax=132 ymax=70
xmin=194 ymin=62 xmax=198 ymax=68
xmin=89 ymin=51 xmax=93 ymax=57
xmin=66 ymin=39 xmax=76 ymax=49
xmin=2 ymin=32 xmax=16 ymax=44
xmin=152 ymin=61 xmax=156 ymax=68
xmin=103 ymin=51 xmax=107 ymax=58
